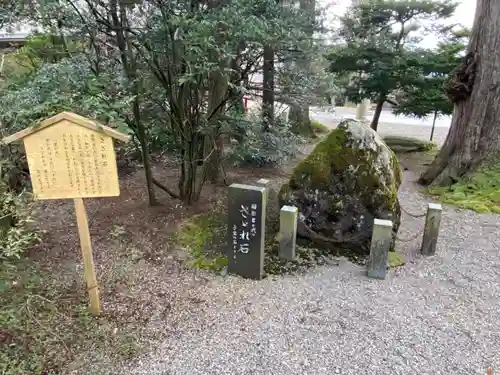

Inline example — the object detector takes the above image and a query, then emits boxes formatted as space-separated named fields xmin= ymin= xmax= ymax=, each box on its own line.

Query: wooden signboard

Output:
xmin=2 ymin=112 xmax=130 ymax=315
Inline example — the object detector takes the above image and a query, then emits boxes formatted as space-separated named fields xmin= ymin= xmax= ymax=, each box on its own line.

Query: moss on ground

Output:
xmin=177 ymin=213 xmax=228 ymax=271
xmin=383 ymin=136 xmax=437 ymax=153
xmin=427 ymin=161 xmax=500 ymax=213
xmin=388 ymin=251 xmax=405 ymax=268
xmin=176 ymin=211 xmax=406 ymax=276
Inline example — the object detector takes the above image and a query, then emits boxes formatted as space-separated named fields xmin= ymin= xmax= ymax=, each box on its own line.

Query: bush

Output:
xmin=310 ymin=120 xmax=330 ymax=134
xmin=0 ymin=173 xmax=38 ymax=259
xmin=228 ymin=116 xmax=303 ymax=167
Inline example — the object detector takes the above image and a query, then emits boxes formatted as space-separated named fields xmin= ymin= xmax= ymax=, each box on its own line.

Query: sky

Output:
xmin=320 ymin=0 xmax=476 ymax=48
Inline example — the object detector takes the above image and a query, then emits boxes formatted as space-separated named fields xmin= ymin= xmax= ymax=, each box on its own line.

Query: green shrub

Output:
xmin=0 ymin=179 xmax=38 ymax=260
xmin=228 ymin=115 xmax=303 ymax=167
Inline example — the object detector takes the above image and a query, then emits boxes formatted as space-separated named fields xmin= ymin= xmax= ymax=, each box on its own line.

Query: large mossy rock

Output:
xmin=279 ymin=119 xmax=402 ymax=254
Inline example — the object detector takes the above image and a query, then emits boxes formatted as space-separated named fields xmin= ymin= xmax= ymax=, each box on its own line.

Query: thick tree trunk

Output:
xmin=262 ymin=44 xmax=275 ymax=129
xmin=419 ymin=0 xmax=500 ymax=186
xmin=370 ymin=96 xmax=385 ymax=131
xmin=289 ymin=0 xmax=315 ymax=136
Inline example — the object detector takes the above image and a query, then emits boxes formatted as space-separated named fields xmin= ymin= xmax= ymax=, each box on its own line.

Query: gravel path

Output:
xmin=310 ymin=107 xmax=450 ymax=146
xmin=99 ymin=117 xmax=498 ymax=375
xmin=111 ymin=164 xmax=500 ymax=375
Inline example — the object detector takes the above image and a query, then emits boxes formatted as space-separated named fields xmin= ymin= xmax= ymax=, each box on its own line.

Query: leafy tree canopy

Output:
xmin=326 ymin=0 xmax=458 ymax=129
xmin=394 ymin=27 xmax=470 ymax=119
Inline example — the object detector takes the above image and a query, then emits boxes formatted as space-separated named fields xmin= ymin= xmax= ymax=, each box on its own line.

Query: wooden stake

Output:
xmin=74 ymin=198 xmax=101 ymax=315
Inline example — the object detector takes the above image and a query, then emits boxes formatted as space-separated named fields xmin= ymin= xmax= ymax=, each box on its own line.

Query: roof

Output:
xmin=2 ymin=111 xmax=131 ymax=144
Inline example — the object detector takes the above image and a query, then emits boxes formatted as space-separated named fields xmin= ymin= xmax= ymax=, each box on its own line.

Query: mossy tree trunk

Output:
xmin=419 ymin=0 xmax=500 ymax=186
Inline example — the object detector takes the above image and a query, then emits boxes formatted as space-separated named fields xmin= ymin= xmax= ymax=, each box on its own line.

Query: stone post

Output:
xmin=367 ymin=219 xmax=393 ymax=279
xmin=279 ymin=205 xmax=298 ymax=261
xmin=256 ymin=178 xmax=270 ymax=187
xmin=421 ymin=203 xmax=442 ymax=256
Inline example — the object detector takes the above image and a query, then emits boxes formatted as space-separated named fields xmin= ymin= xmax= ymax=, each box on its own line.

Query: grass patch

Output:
xmin=310 ymin=120 xmax=330 ymax=134
xmin=0 ymin=258 xmax=141 ymax=375
xmin=383 ymin=136 xmax=437 ymax=153
xmin=427 ymin=161 xmax=500 ymax=213
xmin=177 ymin=212 xmax=228 ymax=271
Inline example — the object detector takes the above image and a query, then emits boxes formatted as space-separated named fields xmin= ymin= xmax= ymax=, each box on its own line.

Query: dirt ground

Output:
xmin=3 ymin=142 xmax=314 ymax=374
xmin=2 ymin=135 xmax=435 ymax=374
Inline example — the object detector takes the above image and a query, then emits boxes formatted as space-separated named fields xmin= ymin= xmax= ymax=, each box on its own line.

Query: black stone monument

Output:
xmin=227 ymin=183 xmax=266 ymax=280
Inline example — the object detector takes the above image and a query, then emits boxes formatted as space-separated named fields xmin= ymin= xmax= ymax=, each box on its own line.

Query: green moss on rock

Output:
xmin=383 ymin=136 xmax=437 ymax=153
xmin=290 ymin=129 xmax=348 ymax=189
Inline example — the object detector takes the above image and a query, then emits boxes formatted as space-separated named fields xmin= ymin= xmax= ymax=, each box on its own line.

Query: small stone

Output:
xmin=220 ymin=265 xmax=229 ymax=277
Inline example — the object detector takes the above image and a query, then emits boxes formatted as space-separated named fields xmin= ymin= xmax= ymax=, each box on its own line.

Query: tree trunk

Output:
xmin=290 ymin=105 xmax=313 ymax=136
xmin=203 ymin=135 xmax=224 ymax=184
xmin=134 ymin=97 xmax=158 ymax=205
xmin=110 ymin=0 xmax=157 ymax=205
xmin=289 ymin=0 xmax=315 ymax=136
xmin=262 ymin=44 xmax=275 ymax=129
xmin=419 ymin=0 xmax=500 ymax=186
xmin=430 ymin=110 xmax=437 ymax=142
xmin=205 ymin=65 xmax=229 ymax=184
xmin=370 ymin=96 xmax=385 ymax=131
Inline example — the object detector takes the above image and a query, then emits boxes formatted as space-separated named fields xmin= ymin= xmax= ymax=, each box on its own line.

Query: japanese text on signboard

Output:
xmin=232 ymin=203 xmax=258 ymax=259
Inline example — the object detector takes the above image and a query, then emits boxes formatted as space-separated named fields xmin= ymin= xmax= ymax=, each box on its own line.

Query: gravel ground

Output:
xmin=92 ymin=119 xmax=499 ymax=375
xmin=107 ymin=168 xmax=500 ymax=374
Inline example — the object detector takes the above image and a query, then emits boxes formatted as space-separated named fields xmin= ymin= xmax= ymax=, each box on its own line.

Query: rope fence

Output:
xmin=368 ymin=202 xmax=443 ymax=279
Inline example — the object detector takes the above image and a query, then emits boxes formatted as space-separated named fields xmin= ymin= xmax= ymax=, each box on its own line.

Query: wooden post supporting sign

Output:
xmin=2 ymin=111 xmax=130 ymax=315
xmin=74 ymin=197 xmax=100 ymax=315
